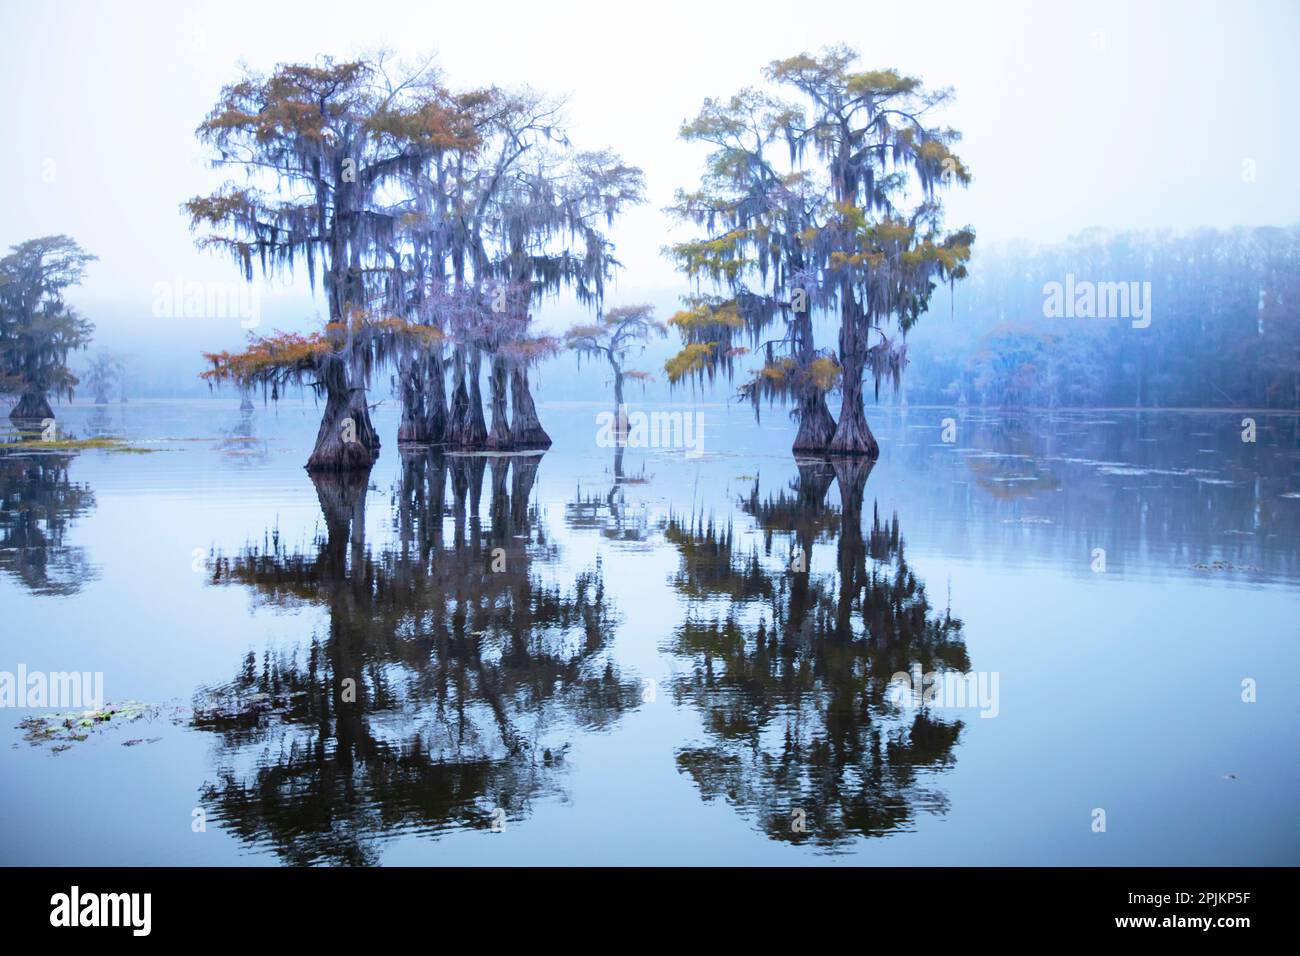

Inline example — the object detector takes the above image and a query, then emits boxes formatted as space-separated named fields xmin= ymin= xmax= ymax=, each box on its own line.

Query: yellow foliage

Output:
xmin=808 ymin=356 xmax=840 ymax=391
xmin=669 ymin=301 xmax=743 ymax=331
xmin=664 ymin=343 xmax=717 ymax=383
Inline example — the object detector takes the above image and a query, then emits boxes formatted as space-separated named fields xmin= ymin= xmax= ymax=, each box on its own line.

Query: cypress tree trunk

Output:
xmin=463 ymin=347 xmax=488 ymax=449
xmin=425 ymin=355 xmax=448 ymax=443
xmin=10 ymin=393 xmax=53 ymax=421
xmin=509 ymin=366 xmax=551 ymax=449
xmin=612 ymin=366 xmax=628 ymax=444
xmin=829 ymin=355 xmax=879 ymax=457
xmin=791 ymin=307 xmax=837 ymax=454
xmin=306 ymin=359 xmax=380 ymax=472
xmin=397 ymin=354 xmax=426 ymax=442
xmin=485 ymin=355 xmax=512 ymax=450
xmin=829 ymin=311 xmax=879 ymax=458
xmin=398 ymin=353 xmax=447 ymax=444
xmin=447 ymin=346 xmax=471 ymax=447
xmin=793 ymin=390 xmax=838 ymax=454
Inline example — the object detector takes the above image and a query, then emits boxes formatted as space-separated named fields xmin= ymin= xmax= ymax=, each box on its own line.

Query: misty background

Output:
xmin=2 ymin=0 xmax=1297 ymax=403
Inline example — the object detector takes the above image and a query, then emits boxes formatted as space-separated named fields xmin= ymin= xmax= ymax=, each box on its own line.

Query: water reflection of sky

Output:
xmin=1 ymin=400 xmax=1297 ymax=865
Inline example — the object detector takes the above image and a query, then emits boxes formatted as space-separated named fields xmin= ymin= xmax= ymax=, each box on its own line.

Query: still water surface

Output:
xmin=1 ymin=400 xmax=1297 ymax=865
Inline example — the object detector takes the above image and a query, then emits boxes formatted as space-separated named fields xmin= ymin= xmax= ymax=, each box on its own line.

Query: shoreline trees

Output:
xmin=0 ymin=236 xmax=96 ymax=422
xmin=904 ymin=226 xmax=1300 ymax=410
xmin=665 ymin=47 xmax=973 ymax=457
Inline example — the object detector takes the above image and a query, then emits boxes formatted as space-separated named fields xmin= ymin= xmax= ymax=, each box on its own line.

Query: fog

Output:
xmin=3 ymin=0 xmax=1298 ymax=397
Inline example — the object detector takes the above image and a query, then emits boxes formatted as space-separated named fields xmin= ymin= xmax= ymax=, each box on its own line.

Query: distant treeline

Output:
xmin=903 ymin=225 xmax=1300 ymax=409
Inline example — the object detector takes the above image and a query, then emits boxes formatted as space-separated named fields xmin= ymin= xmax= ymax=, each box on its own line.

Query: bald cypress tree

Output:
xmin=0 ymin=236 xmax=95 ymax=422
xmin=186 ymin=55 xmax=475 ymax=470
xmin=667 ymin=47 xmax=973 ymax=457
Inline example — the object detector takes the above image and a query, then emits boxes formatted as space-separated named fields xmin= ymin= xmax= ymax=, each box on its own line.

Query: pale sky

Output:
xmin=2 ymin=0 xmax=1297 ymax=362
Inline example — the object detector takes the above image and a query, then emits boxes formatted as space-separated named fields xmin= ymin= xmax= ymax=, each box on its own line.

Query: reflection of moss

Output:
xmin=191 ymin=452 xmax=641 ymax=865
xmin=0 ymin=453 xmax=98 ymax=595
xmin=664 ymin=462 xmax=973 ymax=849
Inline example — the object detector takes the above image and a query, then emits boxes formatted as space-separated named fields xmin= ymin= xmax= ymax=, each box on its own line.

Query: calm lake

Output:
xmin=2 ymin=400 xmax=1297 ymax=865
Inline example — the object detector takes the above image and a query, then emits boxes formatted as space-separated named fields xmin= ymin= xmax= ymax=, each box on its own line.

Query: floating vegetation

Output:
xmin=17 ymin=701 xmax=175 ymax=752
xmin=0 ymin=435 xmax=161 ymax=455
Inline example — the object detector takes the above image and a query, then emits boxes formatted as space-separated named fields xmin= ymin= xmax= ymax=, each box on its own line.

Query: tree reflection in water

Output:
xmin=0 ymin=451 xmax=97 ymax=596
xmin=664 ymin=458 xmax=971 ymax=849
xmin=195 ymin=449 xmax=639 ymax=865
xmin=564 ymin=443 xmax=655 ymax=546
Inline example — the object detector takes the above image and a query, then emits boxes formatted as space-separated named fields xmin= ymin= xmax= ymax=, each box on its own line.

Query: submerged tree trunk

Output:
xmin=398 ymin=353 xmax=448 ymax=444
xmin=425 ymin=355 xmax=448 ymax=443
xmin=306 ymin=361 xmax=380 ymax=472
xmin=829 ymin=310 xmax=879 ymax=458
xmin=510 ymin=366 xmax=551 ymax=449
xmin=829 ymin=360 xmax=879 ymax=457
xmin=9 ymin=393 xmax=53 ymax=421
xmin=793 ymin=390 xmax=837 ymax=454
xmin=463 ymin=347 xmax=488 ymax=449
xmin=447 ymin=347 xmax=471 ymax=447
xmin=485 ymin=355 xmax=512 ymax=450
xmin=791 ymin=305 xmax=837 ymax=454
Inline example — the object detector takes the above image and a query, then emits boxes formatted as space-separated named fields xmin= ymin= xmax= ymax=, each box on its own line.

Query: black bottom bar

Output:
xmin=0 ymin=866 xmax=1287 ymax=940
